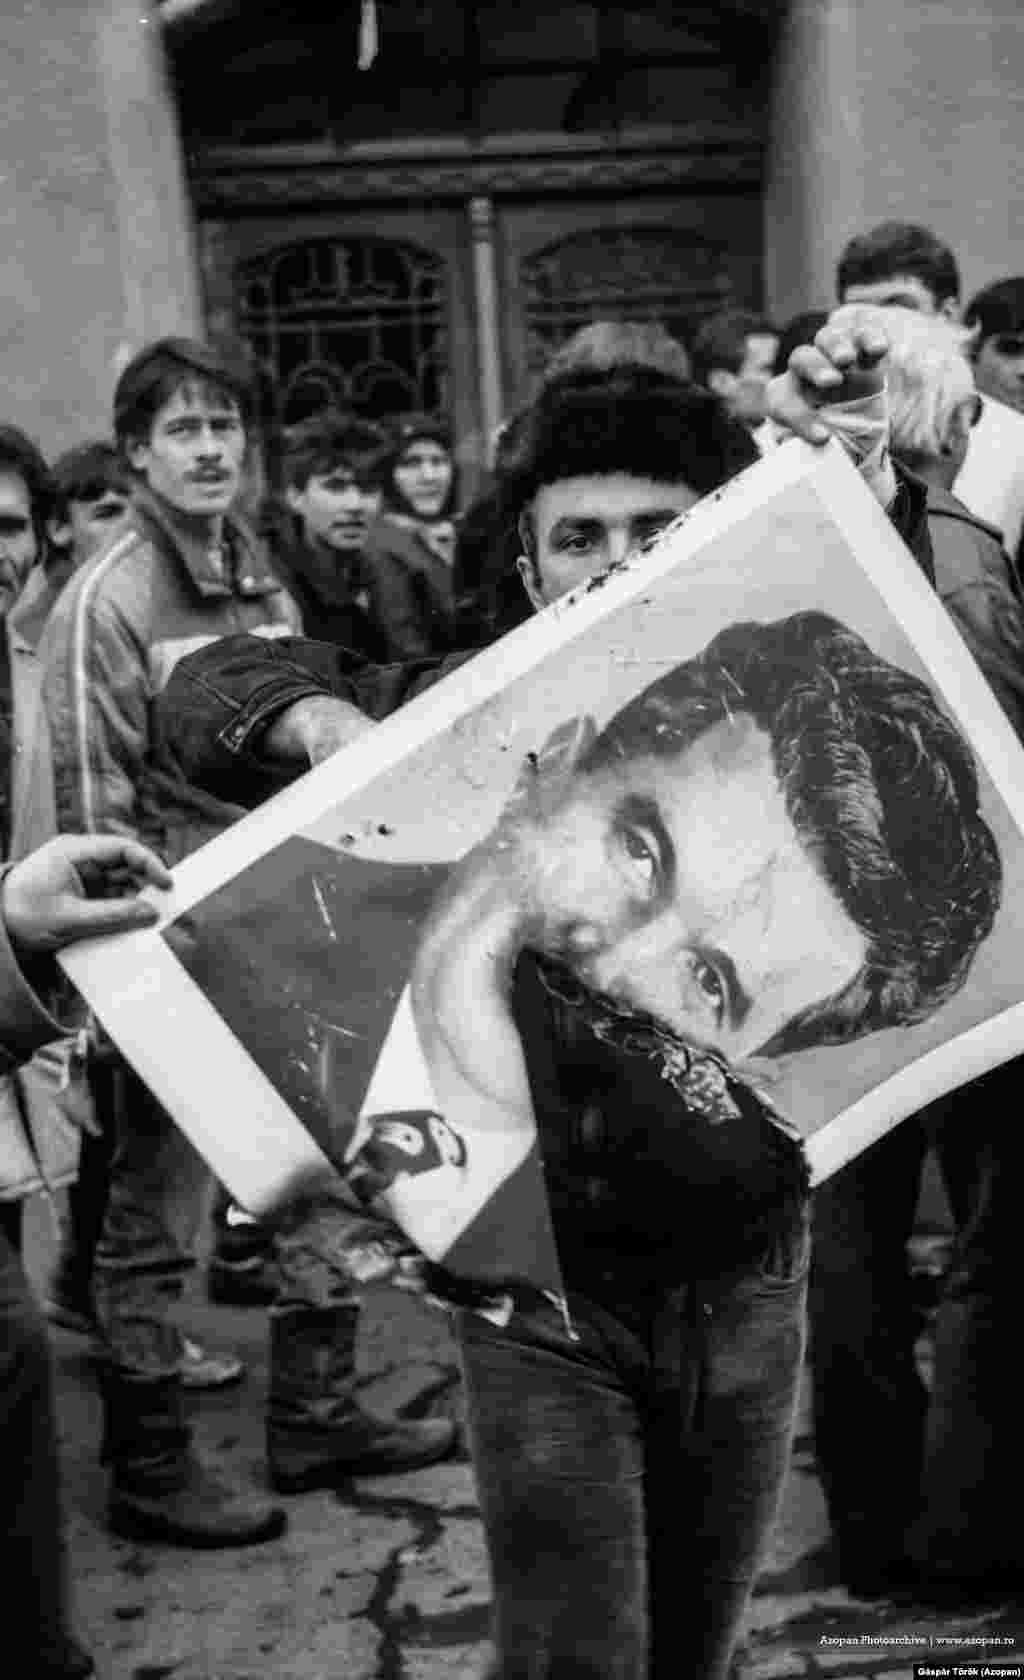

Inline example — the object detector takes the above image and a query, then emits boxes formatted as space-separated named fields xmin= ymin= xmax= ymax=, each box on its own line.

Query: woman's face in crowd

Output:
xmin=393 ymin=440 xmax=453 ymax=519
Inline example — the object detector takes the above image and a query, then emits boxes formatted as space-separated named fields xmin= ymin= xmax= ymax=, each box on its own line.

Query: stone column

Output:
xmin=469 ymin=196 xmax=505 ymax=464
xmin=764 ymin=0 xmax=1024 ymax=322
xmin=0 ymin=0 xmax=201 ymax=456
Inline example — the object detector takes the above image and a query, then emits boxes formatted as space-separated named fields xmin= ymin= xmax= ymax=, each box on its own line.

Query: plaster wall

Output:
xmin=765 ymin=0 xmax=1024 ymax=321
xmin=0 ymin=0 xmax=200 ymax=455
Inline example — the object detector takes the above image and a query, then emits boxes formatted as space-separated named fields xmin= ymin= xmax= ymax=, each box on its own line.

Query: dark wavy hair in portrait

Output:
xmin=581 ymin=611 xmax=1002 ymax=1056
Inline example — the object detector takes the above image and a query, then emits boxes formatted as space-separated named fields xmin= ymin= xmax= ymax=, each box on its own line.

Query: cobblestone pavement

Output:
xmin=27 ymin=1202 xmax=1024 ymax=1680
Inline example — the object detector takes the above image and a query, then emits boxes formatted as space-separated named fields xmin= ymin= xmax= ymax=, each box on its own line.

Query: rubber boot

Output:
xmin=101 ymin=1369 xmax=287 ymax=1548
xmin=266 ymin=1304 xmax=456 ymax=1493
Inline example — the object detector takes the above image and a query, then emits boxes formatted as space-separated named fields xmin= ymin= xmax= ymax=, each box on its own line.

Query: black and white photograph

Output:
xmin=4 ymin=4 xmax=1024 ymax=1677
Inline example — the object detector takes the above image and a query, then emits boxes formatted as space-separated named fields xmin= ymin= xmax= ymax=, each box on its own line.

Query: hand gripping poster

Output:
xmin=59 ymin=443 xmax=1024 ymax=1308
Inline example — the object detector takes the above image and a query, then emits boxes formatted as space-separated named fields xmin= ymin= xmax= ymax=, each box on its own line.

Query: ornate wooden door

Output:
xmin=498 ymin=193 xmax=765 ymax=407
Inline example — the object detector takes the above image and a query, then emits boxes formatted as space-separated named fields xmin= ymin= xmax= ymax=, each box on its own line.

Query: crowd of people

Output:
xmin=3 ymin=218 xmax=1024 ymax=1680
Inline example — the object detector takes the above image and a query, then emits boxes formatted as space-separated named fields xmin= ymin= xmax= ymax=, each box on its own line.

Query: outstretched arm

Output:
xmin=155 ymin=634 xmax=470 ymax=808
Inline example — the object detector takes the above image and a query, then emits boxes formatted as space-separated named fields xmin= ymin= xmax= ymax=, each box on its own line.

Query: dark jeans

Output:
xmin=809 ymin=1059 xmax=1024 ymax=1573
xmin=0 ymin=1224 xmax=77 ymax=1665
xmin=56 ymin=1060 xmax=118 ymax=1288
xmin=456 ymin=1206 xmax=809 ymax=1680
xmin=92 ymin=1061 xmax=210 ymax=1381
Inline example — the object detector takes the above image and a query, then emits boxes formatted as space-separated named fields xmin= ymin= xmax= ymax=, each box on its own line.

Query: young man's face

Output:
xmin=392 ymin=440 xmax=453 ymax=519
xmin=128 ymin=384 xmax=246 ymax=519
xmin=0 ymin=469 xmax=39 ymax=613
xmin=285 ymin=463 xmax=382 ymax=554
xmin=974 ymin=330 xmax=1024 ymax=413
xmin=519 ymin=713 xmax=867 ymax=1062
xmin=712 ymin=333 xmax=779 ymax=425
xmin=65 ymin=487 xmax=131 ymax=563
xmin=840 ymin=273 xmax=957 ymax=319
xmin=521 ymin=474 xmax=700 ymax=607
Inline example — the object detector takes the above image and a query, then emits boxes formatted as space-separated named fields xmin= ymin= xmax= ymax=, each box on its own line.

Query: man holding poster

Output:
xmin=149 ymin=331 xmax=1002 ymax=1677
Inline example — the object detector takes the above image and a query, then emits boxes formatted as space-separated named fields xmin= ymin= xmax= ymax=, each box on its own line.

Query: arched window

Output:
xmin=235 ymin=237 xmax=450 ymax=427
xmin=521 ymin=226 xmax=737 ymax=376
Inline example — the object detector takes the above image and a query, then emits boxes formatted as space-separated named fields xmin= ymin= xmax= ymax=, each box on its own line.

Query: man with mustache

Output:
xmin=40 ymin=337 xmax=300 ymax=1549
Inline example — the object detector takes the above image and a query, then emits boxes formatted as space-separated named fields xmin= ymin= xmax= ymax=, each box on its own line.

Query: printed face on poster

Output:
xmin=59 ymin=443 xmax=1024 ymax=1297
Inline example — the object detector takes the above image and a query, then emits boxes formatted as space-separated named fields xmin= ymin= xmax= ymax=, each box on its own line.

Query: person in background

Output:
xmin=40 ymin=444 xmax=247 ymax=1390
xmin=454 ymin=318 xmax=702 ymax=652
xmin=50 ymin=442 xmax=133 ymax=569
xmin=48 ymin=370 xmax=458 ymax=1498
xmin=0 ymin=424 xmax=97 ymax=1267
xmin=360 ymin=413 xmax=460 ymax=659
xmin=541 ymin=317 xmax=692 ymax=385
xmin=41 ymin=335 xmax=297 ymax=1549
xmin=0 ymin=831 xmax=171 ymax=1680
xmin=804 ymin=303 xmax=1024 ymax=1602
xmin=964 ymin=276 xmax=1024 ymax=417
xmin=32 ymin=439 xmax=140 ymax=1357
xmin=268 ymin=410 xmax=392 ymax=660
xmin=836 ymin=220 xmax=1024 ymax=570
xmin=689 ymin=307 xmax=780 ymax=432
xmin=204 ymin=408 xmax=398 ymax=1307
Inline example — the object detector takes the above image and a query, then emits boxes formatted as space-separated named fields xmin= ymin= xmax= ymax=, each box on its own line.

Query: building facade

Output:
xmin=3 ymin=1 xmax=1022 ymax=462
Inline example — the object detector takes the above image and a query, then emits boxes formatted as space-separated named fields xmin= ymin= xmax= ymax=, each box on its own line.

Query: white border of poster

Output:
xmin=59 ymin=442 xmax=1024 ymax=1206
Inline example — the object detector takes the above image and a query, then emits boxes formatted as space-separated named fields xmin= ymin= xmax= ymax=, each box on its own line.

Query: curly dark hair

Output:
xmin=581 ymin=611 xmax=1001 ymax=1055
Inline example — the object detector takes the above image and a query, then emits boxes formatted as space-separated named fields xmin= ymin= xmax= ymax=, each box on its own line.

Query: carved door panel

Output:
xmin=497 ymin=194 xmax=764 ymax=407
xmin=197 ymin=208 xmax=477 ymax=447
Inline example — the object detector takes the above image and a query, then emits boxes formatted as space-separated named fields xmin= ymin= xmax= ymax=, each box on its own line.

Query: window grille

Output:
xmin=521 ymin=226 xmax=736 ymax=374
xmin=235 ymin=237 xmax=449 ymax=426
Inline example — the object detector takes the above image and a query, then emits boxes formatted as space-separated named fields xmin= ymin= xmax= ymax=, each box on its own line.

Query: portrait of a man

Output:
xmin=58 ymin=440 xmax=1024 ymax=1300
xmin=527 ymin=608 xmax=1001 ymax=1056
xmin=410 ymin=609 xmax=1003 ymax=1153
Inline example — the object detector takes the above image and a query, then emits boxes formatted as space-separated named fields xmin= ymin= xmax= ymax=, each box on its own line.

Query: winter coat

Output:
xmin=0 ymin=564 xmax=92 ymax=1202
xmin=266 ymin=527 xmax=394 ymax=662
xmin=42 ymin=484 xmax=301 ymax=867
xmin=360 ymin=513 xmax=458 ymax=661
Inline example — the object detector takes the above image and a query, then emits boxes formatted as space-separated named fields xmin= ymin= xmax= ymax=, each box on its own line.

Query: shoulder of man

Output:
xmin=42 ymin=520 xmax=155 ymax=647
xmin=925 ymin=482 xmax=1005 ymax=544
xmin=925 ymin=483 xmax=1019 ymax=599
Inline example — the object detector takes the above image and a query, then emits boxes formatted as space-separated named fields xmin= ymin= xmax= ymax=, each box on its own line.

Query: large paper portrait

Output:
xmin=60 ymin=444 xmax=1024 ymax=1300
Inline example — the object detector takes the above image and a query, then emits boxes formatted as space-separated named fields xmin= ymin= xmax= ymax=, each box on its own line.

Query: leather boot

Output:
xmin=266 ymin=1305 xmax=456 ymax=1493
xmin=101 ymin=1369 xmax=287 ymax=1548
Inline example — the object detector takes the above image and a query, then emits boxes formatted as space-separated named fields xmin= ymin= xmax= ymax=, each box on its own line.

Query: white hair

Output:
xmin=830 ymin=302 xmax=977 ymax=464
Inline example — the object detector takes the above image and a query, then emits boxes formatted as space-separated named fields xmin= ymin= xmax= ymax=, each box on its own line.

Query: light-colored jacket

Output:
xmin=43 ymin=485 xmax=301 ymax=863
xmin=1 ymin=560 xmax=92 ymax=1202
